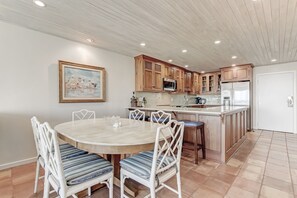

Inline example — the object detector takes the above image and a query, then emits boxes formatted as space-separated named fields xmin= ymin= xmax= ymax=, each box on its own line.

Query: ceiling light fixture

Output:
xmin=185 ymin=65 xmax=189 ymax=68
xmin=201 ymin=71 xmax=205 ymax=74
xmin=182 ymin=49 xmax=187 ymax=53
xmin=86 ymin=38 xmax=94 ymax=43
xmin=271 ymin=59 xmax=277 ymax=62
xmin=214 ymin=40 xmax=221 ymax=44
xmin=33 ymin=0 xmax=46 ymax=7
xmin=232 ymin=64 xmax=236 ymax=67
xmin=168 ymin=59 xmax=173 ymax=63
xmin=232 ymin=56 xmax=237 ymax=59
xmin=140 ymin=42 xmax=146 ymax=47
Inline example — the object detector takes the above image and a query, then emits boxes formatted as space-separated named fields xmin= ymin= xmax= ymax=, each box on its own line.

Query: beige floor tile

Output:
xmin=232 ymin=177 xmax=261 ymax=194
xmin=202 ymin=178 xmax=230 ymax=195
xmin=191 ymin=186 xmax=223 ymax=198
xmin=260 ymin=185 xmax=294 ymax=198
xmin=226 ymin=158 xmax=243 ymax=168
xmin=225 ymin=186 xmax=258 ymax=198
xmin=265 ymin=168 xmax=291 ymax=183
xmin=215 ymin=165 xmax=240 ymax=176
xmin=239 ymin=169 xmax=264 ymax=183
xmin=246 ymin=158 xmax=266 ymax=168
xmin=262 ymin=176 xmax=294 ymax=194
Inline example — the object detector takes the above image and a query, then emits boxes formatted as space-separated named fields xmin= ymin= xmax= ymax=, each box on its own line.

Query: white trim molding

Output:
xmin=0 ymin=157 xmax=37 ymax=171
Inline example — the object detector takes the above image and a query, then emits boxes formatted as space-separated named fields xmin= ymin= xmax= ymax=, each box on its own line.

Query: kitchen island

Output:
xmin=128 ymin=105 xmax=248 ymax=163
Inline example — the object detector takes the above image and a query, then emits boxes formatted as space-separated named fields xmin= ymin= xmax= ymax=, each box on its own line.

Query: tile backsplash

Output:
xmin=135 ymin=92 xmax=221 ymax=107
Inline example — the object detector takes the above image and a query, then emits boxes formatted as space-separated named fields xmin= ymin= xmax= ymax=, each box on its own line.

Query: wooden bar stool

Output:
xmin=181 ymin=120 xmax=206 ymax=164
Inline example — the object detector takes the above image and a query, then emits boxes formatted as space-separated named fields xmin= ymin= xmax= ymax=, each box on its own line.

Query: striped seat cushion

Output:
xmin=150 ymin=117 xmax=170 ymax=124
xmin=120 ymin=151 xmax=174 ymax=180
xmin=59 ymin=144 xmax=88 ymax=160
xmin=62 ymin=153 xmax=113 ymax=186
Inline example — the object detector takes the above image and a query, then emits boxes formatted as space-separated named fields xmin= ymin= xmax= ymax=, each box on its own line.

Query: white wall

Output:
xmin=0 ymin=21 xmax=135 ymax=168
xmin=253 ymin=62 xmax=297 ymax=131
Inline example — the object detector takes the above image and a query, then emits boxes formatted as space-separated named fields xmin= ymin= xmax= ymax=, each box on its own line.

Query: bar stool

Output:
xmin=181 ymin=120 xmax=206 ymax=164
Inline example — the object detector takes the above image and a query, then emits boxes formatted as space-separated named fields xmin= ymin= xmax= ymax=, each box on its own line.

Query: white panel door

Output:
xmin=257 ymin=72 xmax=295 ymax=133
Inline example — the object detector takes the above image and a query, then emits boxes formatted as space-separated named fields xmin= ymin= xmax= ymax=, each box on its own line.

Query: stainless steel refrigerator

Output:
xmin=221 ymin=81 xmax=252 ymax=130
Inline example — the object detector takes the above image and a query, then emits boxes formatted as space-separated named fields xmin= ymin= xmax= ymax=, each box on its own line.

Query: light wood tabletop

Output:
xmin=55 ymin=118 xmax=165 ymax=154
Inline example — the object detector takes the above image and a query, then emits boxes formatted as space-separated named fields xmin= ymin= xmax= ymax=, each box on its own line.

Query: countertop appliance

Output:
xmin=196 ymin=97 xmax=207 ymax=104
xmin=221 ymin=81 xmax=252 ymax=130
xmin=163 ymin=78 xmax=177 ymax=91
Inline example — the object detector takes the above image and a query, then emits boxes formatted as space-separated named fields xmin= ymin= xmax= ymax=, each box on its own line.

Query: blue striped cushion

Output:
xmin=63 ymin=153 xmax=113 ymax=186
xmin=120 ymin=151 xmax=174 ymax=180
xmin=59 ymin=143 xmax=74 ymax=150
xmin=150 ymin=117 xmax=170 ymax=124
xmin=60 ymin=146 xmax=88 ymax=160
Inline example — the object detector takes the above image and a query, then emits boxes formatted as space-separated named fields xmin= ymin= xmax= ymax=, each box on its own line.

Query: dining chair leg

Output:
xmin=149 ymin=186 xmax=156 ymax=198
xmin=87 ymin=187 xmax=91 ymax=196
xmin=43 ymin=170 xmax=50 ymax=198
xmin=33 ymin=161 xmax=40 ymax=193
xmin=176 ymin=170 xmax=182 ymax=198
xmin=109 ymin=175 xmax=114 ymax=198
xmin=120 ymin=171 xmax=125 ymax=198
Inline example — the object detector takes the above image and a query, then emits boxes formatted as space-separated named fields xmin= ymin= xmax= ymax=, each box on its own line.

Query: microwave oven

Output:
xmin=163 ymin=78 xmax=177 ymax=91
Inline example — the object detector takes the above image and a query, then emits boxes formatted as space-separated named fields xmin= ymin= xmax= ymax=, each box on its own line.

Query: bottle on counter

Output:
xmin=130 ymin=92 xmax=138 ymax=107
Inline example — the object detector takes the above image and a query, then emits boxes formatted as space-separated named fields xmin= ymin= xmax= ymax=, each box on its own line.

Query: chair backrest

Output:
xmin=150 ymin=110 xmax=171 ymax=124
xmin=72 ymin=109 xmax=96 ymax=121
xmin=31 ymin=116 xmax=43 ymax=159
xmin=129 ymin=109 xmax=145 ymax=121
xmin=39 ymin=122 xmax=67 ymax=196
xmin=150 ymin=120 xmax=184 ymax=182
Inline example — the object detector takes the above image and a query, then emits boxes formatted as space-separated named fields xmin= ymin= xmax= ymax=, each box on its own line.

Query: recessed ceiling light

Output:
xmin=232 ymin=64 xmax=236 ymax=67
xmin=271 ymin=59 xmax=277 ymax=62
xmin=201 ymin=71 xmax=205 ymax=74
xmin=252 ymin=0 xmax=257 ymax=2
xmin=140 ymin=42 xmax=146 ymax=47
xmin=33 ymin=0 xmax=46 ymax=7
xmin=185 ymin=65 xmax=189 ymax=68
xmin=168 ymin=59 xmax=173 ymax=63
xmin=182 ymin=49 xmax=187 ymax=53
xmin=214 ymin=40 xmax=221 ymax=44
xmin=86 ymin=38 xmax=94 ymax=43
xmin=232 ymin=56 xmax=237 ymax=59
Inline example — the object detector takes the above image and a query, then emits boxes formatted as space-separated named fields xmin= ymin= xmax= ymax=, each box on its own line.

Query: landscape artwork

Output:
xmin=59 ymin=60 xmax=106 ymax=103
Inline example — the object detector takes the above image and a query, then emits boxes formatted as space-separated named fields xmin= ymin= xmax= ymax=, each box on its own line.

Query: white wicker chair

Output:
xmin=31 ymin=116 xmax=88 ymax=194
xmin=31 ymin=116 xmax=44 ymax=193
xmin=39 ymin=122 xmax=113 ymax=198
xmin=150 ymin=110 xmax=171 ymax=124
xmin=72 ymin=109 xmax=96 ymax=121
xmin=120 ymin=120 xmax=185 ymax=198
xmin=129 ymin=109 xmax=146 ymax=121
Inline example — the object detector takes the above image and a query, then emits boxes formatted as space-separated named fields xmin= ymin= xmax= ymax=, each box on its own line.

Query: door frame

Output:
xmin=255 ymin=71 xmax=296 ymax=133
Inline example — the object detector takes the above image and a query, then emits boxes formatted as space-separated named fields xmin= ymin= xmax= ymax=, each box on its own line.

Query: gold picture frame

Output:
xmin=59 ymin=60 xmax=106 ymax=103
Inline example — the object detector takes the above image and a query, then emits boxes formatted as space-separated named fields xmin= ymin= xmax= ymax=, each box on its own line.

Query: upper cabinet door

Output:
xmin=221 ymin=64 xmax=253 ymax=82
xmin=153 ymin=63 xmax=163 ymax=91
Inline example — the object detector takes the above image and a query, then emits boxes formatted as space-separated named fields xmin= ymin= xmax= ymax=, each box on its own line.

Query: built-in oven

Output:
xmin=163 ymin=78 xmax=177 ymax=91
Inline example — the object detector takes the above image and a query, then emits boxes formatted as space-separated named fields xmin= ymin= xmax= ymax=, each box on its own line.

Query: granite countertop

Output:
xmin=128 ymin=105 xmax=248 ymax=116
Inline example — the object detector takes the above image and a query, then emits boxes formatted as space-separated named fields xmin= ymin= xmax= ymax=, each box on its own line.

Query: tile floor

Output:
xmin=0 ymin=130 xmax=297 ymax=198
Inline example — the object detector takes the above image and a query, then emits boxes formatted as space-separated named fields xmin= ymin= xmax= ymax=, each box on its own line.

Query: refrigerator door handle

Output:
xmin=287 ymin=96 xmax=294 ymax=107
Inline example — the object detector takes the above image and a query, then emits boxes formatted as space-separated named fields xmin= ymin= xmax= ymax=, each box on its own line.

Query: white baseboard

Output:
xmin=0 ymin=157 xmax=37 ymax=171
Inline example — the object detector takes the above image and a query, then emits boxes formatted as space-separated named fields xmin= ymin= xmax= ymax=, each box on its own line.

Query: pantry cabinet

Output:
xmin=221 ymin=64 xmax=253 ymax=82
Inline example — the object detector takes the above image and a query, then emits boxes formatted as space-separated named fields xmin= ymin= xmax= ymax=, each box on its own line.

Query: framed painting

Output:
xmin=59 ymin=60 xmax=106 ymax=103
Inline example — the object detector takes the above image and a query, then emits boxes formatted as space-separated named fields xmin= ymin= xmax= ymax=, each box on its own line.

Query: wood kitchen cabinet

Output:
xmin=135 ymin=55 xmax=164 ymax=92
xmin=184 ymin=72 xmax=192 ymax=92
xmin=221 ymin=64 xmax=253 ymax=82
xmin=190 ymin=72 xmax=200 ymax=95
xmin=174 ymin=67 xmax=185 ymax=93
xmin=165 ymin=65 xmax=174 ymax=79
xmin=200 ymin=72 xmax=221 ymax=94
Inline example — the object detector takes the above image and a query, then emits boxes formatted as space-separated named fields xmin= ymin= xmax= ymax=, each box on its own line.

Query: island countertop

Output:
xmin=127 ymin=105 xmax=248 ymax=116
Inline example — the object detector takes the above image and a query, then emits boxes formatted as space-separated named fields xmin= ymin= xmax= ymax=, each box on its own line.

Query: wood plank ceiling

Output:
xmin=0 ymin=0 xmax=297 ymax=71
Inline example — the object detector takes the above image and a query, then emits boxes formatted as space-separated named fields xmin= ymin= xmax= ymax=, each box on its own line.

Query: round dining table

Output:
xmin=54 ymin=118 xmax=165 ymax=197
